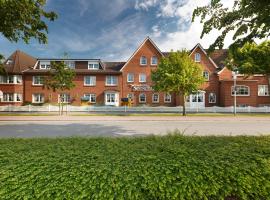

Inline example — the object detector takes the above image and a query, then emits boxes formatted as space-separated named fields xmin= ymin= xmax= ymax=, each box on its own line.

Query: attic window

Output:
xmin=6 ymin=59 xmax=13 ymax=65
xmin=40 ymin=61 xmax=51 ymax=69
xmin=88 ymin=62 xmax=99 ymax=70
xmin=195 ymin=53 xmax=201 ymax=62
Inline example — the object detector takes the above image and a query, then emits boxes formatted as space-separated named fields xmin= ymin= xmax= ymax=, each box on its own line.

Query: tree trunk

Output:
xmin=182 ymin=94 xmax=186 ymax=116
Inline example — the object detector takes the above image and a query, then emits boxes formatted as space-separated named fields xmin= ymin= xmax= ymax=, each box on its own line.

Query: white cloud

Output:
xmin=135 ymin=0 xmax=158 ymax=11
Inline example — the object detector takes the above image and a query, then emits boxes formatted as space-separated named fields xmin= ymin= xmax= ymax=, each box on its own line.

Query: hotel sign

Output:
xmin=131 ymin=85 xmax=153 ymax=91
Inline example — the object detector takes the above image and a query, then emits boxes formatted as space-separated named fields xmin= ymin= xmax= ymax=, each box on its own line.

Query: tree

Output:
xmin=192 ymin=0 xmax=270 ymax=51
xmin=0 ymin=0 xmax=57 ymax=73
xmin=44 ymin=61 xmax=75 ymax=115
xmin=227 ymin=40 xmax=270 ymax=81
xmin=151 ymin=51 xmax=205 ymax=116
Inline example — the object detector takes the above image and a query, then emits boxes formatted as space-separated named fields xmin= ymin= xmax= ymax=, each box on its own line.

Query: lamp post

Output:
xmin=232 ymin=71 xmax=237 ymax=116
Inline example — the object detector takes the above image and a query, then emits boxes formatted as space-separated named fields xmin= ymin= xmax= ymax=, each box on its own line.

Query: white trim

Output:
xmin=32 ymin=93 xmax=45 ymax=103
xmin=84 ymin=93 xmax=96 ymax=103
xmin=105 ymin=75 xmax=118 ymax=86
xmin=88 ymin=61 xmax=100 ymax=70
xmin=217 ymin=67 xmax=228 ymax=75
xmin=33 ymin=61 xmax=39 ymax=69
xmin=194 ymin=53 xmax=201 ymax=62
xmin=208 ymin=92 xmax=216 ymax=103
xmin=32 ymin=76 xmax=44 ymax=86
xmin=140 ymin=56 xmax=147 ymax=65
xmin=139 ymin=93 xmax=146 ymax=103
xmin=127 ymin=73 xmax=134 ymax=83
xmin=164 ymin=93 xmax=172 ymax=103
xmin=189 ymin=43 xmax=219 ymax=69
xmin=84 ymin=76 xmax=96 ymax=86
xmin=120 ymin=37 xmax=164 ymax=71
xmin=258 ymin=85 xmax=269 ymax=96
xmin=151 ymin=56 xmax=158 ymax=65
xmin=139 ymin=73 xmax=146 ymax=83
xmin=231 ymin=85 xmax=250 ymax=96
xmin=152 ymin=93 xmax=159 ymax=103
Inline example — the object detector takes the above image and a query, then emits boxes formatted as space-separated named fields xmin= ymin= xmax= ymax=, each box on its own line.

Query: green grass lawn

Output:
xmin=0 ymin=135 xmax=270 ymax=199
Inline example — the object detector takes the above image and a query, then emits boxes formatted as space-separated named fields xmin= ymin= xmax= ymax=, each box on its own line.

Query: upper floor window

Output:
xmin=0 ymin=75 xmax=22 ymax=84
xmin=139 ymin=93 xmax=146 ymax=103
xmin=203 ymin=71 xmax=209 ymax=81
xmin=152 ymin=93 xmax=159 ymax=103
xmin=139 ymin=73 xmax=146 ymax=83
xmin=2 ymin=93 xmax=22 ymax=102
xmin=209 ymin=93 xmax=216 ymax=103
xmin=84 ymin=93 xmax=96 ymax=103
xmin=195 ymin=53 xmax=201 ymax=62
xmin=106 ymin=76 xmax=118 ymax=86
xmin=84 ymin=76 xmax=96 ymax=86
xmin=164 ymin=93 xmax=171 ymax=103
xmin=151 ymin=56 xmax=158 ymax=65
xmin=258 ymin=85 xmax=269 ymax=96
xmin=39 ymin=61 xmax=50 ymax=69
xmin=231 ymin=85 xmax=250 ymax=96
xmin=32 ymin=76 xmax=44 ymax=85
xmin=88 ymin=62 xmax=99 ymax=70
xmin=140 ymin=56 xmax=147 ymax=65
xmin=127 ymin=73 xmax=134 ymax=82
xmin=64 ymin=61 xmax=75 ymax=69
xmin=32 ymin=93 xmax=44 ymax=103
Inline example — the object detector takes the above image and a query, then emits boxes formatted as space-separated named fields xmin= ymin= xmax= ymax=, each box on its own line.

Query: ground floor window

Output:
xmin=58 ymin=94 xmax=70 ymax=103
xmin=106 ymin=93 xmax=116 ymax=103
xmin=2 ymin=93 xmax=22 ymax=102
xmin=258 ymin=85 xmax=269 ymax=96
xmin=84 ymin=93 xmax=96 ymax=103
xmin=209 ymin=93 xmax=216 ymax=103
xmin=152 ymin=93 xmax=159 ymax=103
xmin=164 ymin=93 xmax=171 ymax=103
xmin=32 ymin=93 xmax=44 ymax=103
xmin=139 ymin=93 xmax=146 ymax=103
xmin=127 ymin=93 xmax=134 ymax=101
xmin=231 ymin=85 xmax=250 ymax=96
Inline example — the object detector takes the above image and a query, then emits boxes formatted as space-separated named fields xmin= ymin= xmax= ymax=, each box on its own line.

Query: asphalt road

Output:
xmin=0 ymin=116 xmax=269 ymax=137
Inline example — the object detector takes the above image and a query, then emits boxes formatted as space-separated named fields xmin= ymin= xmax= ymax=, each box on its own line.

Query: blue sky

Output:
xmin=0 ymin=0 xmax=234 ymax=61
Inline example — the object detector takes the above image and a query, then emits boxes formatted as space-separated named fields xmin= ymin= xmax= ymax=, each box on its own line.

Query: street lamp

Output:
xmin=232 ymin=70 xmax=238 ymax=116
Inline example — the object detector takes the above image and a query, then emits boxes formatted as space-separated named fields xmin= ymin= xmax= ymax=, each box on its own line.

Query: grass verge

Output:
xmin=0 ymin=134 xmax=270 ymax=199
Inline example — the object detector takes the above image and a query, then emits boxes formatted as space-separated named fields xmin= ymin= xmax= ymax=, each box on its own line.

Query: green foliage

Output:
xmin=152 ymin=51 xmax=204 ymax=115
xmin=227 ymin=41 xmax=270 ymax=75
xmin=192 ymin=0 xmax=270 ymax=51
xmin=0 ymin=134 xmax=270 ymax=199
xmin=0 ymin=54 xmax=5 ymax=75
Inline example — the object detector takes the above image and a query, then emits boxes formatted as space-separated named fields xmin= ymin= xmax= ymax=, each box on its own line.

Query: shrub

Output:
xmin=0 ymin=135 xmax=269 ymax=199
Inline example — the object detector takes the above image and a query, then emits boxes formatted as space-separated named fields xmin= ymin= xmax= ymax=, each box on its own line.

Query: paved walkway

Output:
xmin=0 ymin=116 xmax=269 ymax=137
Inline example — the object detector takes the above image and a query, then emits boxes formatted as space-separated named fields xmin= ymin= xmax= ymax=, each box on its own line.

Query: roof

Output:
xmin=209 ymin=49 xmax=229 ymax=69
xmin=103 ymin=62 xmax=126 ymax=72
xmin=4 ymin=50 xmax=37 ymax=74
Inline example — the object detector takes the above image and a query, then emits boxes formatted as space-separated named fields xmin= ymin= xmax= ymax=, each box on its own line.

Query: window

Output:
xmin=139 ymin=73 xmax=146 ymax=83
xmin=64 ymin=61 xmax=75 ymax=69
xmin=195 ymin=53 xmax=201 ymax=62
xmin=203 ymin=71 xmax=209 ymax=81
xmin=151 ymin=56 xmax=158 ymax=65
xmin=84 ymin=76 xmax=96 ymax=86
xmin=39 ymin=61 xmax=50 ymax=69
xmin=88 ymin=62 xmax=99 ymax=70
xmin=6 ymin=59 xmax=13 ymax=65
xmin=84 ymin=94 xmax=96 ymax=103
xmin=140 ymin=56 xmax=147 ymax=65
xmin=106 ymin=76 xmax=118 ymax=86
xmin=209 ymin=93 xmax=216 ymax=103
xmin=127 ymin=93 xmax=134 ymax=101
xmin=58 ymin=94 xmax=70 ymax=103
xmin=258 ymin=85 xmax=269 ymax=96
xmin=33 ymin=76 xmax=44 ymax=85
xmin=32 ymin=94 xmax=44 ymax=103
xmin=231 ymin=85 xmax=250 ymax=96
xmin=164 ymin=93 xmax=171 ymax=103
xmin=2 ymin=93 xmax=22 ymax=102
xmin=139 ymin=93 xmax=146 ymax=103
xmin=0 ymin=75 xmax=22 ymax=84
xmin=152 ymin=93 xmax=159 ymax=103
xmin=127 ymin=73 xmax=134 ymax=82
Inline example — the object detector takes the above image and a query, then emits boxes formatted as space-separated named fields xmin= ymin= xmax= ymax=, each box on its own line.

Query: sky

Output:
xmin=0 ymin=0 xmax=235 ymax=61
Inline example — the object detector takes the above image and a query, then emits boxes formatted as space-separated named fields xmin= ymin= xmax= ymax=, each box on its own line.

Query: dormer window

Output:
xmin=88 ymin=62 xmax=99 ymax=70
xmin=40 ymin=61 xmax=51 ymax=69
xmin=64 ymin=61 xmax=75 ymax=69
xmin=151 ymin=56 xmax=158 ymax=65
xmin=6 ymin=59 xmax=13 ymax=65
xmin=140 ymin=56 xmax=147 ymax=65
xmin=195 ymin=53 xmax=201 ymax=62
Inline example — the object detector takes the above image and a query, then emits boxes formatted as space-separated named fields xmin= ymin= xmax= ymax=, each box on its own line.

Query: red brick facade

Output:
xmin=1 ymin=37 xmax=270 ymax=107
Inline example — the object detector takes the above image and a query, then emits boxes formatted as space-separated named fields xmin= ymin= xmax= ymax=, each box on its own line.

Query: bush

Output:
xmin=0 ymin=135 xmax=270 ymax=199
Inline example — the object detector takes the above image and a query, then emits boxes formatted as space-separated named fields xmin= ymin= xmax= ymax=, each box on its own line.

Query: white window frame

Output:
xmin=32 ymin=76 xmax=44 ymax=86
xmin=231 ymin=85 xmax=250 ymax=96
xmin=164 ymin=93 xmax=171 ymax=103
xmin=258 ymin=85 xmax=269 ymax=96
xmin=209 ymin=92 xmax=216 ymax=103
xmin=58 ymin=94 xmax=71 ymax=103
xmin=84 ymin=93 xmax=96 ymax=103
xmin=2 ymin=93 xmax=22 ymax=102
xmin=151 ymin=56 xmax=158 ymax=65
xmin=32 ymin=93 xmax=44 ymax=103
xmin=39 ymin=61 xmax=50 ymax=69
xmin=139 ymin=93 xmax=146 ymax=103
xmin=140 ymin=56 xmax=147 ymax=65
xmin=203 ymin=71 xmax=209 ymax=81
xmin=139 ymin=73 xmax=146 ymax=83
xmin=195 ymin=53 xmax=201 ymax=62
xmin=0 ymin=75 xmax=22 ymax=84
xmin=88 ymin=62 xmax=99 ymax=70
xmin=127 ymin=73 xmax=134 ymax=83
xmin=106 ymin=76 xmax=118 ymax=86
xmin=64 ymin=61 xmax=75 ymax=69
xmin=152 ymin=93 xmax=159 ymax=103
xmin=84 ymin=76 xmax=96 ymax=86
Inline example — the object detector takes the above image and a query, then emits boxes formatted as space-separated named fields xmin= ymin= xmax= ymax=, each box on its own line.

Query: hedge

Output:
xmin=0 ymin=134 xmax=270 ymax=199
